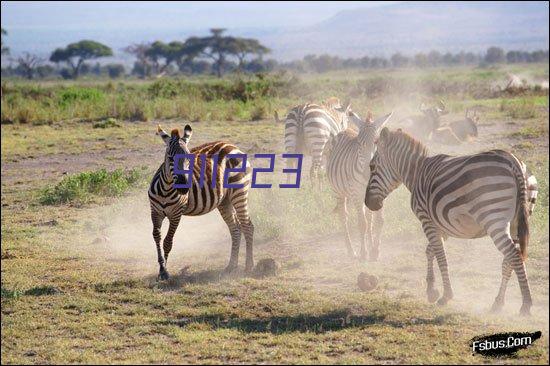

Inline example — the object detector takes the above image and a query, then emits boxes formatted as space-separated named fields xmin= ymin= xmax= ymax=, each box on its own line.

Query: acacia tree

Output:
xmin=50 ymin=40 xmax=112 ymax=78
xmin=125 ymin=43 xmax=154 ymax=78
xmin=15 ymin=53 xmax=44 ymax=79
xmin=230 ymin=38 xmax=270 ymax=72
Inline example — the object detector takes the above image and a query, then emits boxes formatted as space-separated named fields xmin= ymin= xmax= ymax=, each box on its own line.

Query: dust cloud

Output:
xmin=77 ymin=83 xmax=548 ymax=332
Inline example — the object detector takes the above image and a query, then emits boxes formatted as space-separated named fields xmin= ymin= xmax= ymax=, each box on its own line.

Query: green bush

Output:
xmin=39 ymin=167 xmax=147 ymax=205
xmin=500 ymin=98 xmax=538 ymax=119
xmin=93 ymin=117 xmax=121 ymax=128
xmin=58 ymin=87 xmax=105 ymax=108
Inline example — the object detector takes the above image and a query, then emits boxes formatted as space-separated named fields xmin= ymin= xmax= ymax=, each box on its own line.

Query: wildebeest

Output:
xmin=431 ymin=108 xmax=479 ymax=145
xmin=399 ymin=100 xmax=448 ymax=142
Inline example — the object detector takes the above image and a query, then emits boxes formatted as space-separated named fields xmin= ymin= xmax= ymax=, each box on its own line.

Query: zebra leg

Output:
xmin=425 ymin=245 xmax=439 ymax=303
xmin=218 ymin=202 xmax=241 ymax=273
xmin=488 ymin=228 xmax=532 ymax=316
xmin=338 ymin=197 xmax=355 ymax=258
xmin=286 ymin=154 xmax=297 ymax=184
xmin=357 ymin=204 xmax=371 ymax=261
xmin=490 ymin=258 xmax=512 ymax=313
xmin=370 ymin=209 xmax=384 ymax=261
xmin=422 ymin=224 xmax=453 ymax=305
xmin=310 ymin=155 xmax=323 ymax=188
xmin=233 ymin=193 xmax=255 ymax=273
xmin=161 ymin=215 xmax=182 ymax=279
xmin=151 ymin=211 xmax=168 ymax=280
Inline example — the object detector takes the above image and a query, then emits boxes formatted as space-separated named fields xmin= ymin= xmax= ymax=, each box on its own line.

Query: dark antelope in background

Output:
xmin=399 ymin=100 xmax=449 ymax=142
xmin=365 ymin=128 xmax=536 ymax=315
xmin=432 ymin=108 xmax=480 ymax=145
xmin=148 ymin=125 xmax=254 ymax=280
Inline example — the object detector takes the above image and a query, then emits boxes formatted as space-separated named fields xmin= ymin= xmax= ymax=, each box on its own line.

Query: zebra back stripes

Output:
xmin=148 ymin=125 xmax=254 ymax=279
xmin=365 ymin=128 xmax=535 ymax=315
xmin=283 ymin=98 xmax=361 ymax=183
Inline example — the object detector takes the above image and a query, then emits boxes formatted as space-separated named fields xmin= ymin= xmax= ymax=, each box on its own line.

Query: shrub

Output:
xmin=39 ymin=167 xmax=147 ymax=205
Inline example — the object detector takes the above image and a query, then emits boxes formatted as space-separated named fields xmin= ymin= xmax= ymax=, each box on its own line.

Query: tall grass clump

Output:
xmin=500 ymin=98 xmax=539 ymax=119
xmin=39 ymin=167 xmax=148 ymax=205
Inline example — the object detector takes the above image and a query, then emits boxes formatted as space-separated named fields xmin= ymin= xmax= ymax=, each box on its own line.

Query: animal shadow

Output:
xmin=160 ymin=309 xmax=455 ymax=334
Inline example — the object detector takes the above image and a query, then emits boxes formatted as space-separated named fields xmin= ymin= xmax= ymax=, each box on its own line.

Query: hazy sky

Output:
xmin=1 ymin=1 xmax=398 ymax=31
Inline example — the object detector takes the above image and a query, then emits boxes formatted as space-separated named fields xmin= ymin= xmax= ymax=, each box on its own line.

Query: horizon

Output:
xmin=1 ymin=1 xmax=548 ymax=62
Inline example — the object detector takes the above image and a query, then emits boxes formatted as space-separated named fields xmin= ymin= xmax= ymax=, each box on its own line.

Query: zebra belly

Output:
xmin=436 ymin=211 xmax=486 ymax=239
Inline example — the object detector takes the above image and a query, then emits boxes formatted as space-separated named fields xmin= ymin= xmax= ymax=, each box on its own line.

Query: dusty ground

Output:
xmin=1 ymin=102 xmax=549 ymax=363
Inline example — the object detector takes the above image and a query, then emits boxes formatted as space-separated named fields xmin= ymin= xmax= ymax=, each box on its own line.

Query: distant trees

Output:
xmin=484 ymin=46 xmax=506 ymax=64
xmin=1 ymin=28 xmax=8 ymax=55
xmin=50 ymin=40 xmax=113 ymax=78
xmin=125 ymin=29 xmax=270 ymax=78
xmin=105 ymin=63 xmax=125 ymax=78
xmin=1 ymin=29 xmax=549 ymax=79
xmin=15 ymin=53 xmax=44 ymax=79
xmin=279 ymin=47 xmax=548 ymax=73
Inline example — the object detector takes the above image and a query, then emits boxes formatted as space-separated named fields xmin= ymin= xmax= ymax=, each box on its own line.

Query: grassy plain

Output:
xmin=1 ymin=64 xmax=549 ymax=364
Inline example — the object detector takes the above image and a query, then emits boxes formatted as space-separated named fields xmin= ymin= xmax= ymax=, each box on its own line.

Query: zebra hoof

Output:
xmin=158 ymin=269 xmax=169 ymax=281
xmin=426 ymin=288 xmax=439 ymax=303
xmin=436 ymin=295 xmax=452 ymax=306
xmin=490 ymin=299 xmax=504 ymax=313
xmin=519 ymin=304 xmax=531 ymax=317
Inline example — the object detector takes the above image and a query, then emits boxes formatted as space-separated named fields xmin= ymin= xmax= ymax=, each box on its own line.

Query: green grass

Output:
xmin=500 ymin=98 xmax=540 ymax=119
xmin=2 ymin=64 xmax=547 ymax=125
xmin=38 ymin=167 xmax=148 ymax=205
xmin=1 ymin=64 xmax=548 ymax=364
xmin=92 ymin=117 xmax=121 ymax=129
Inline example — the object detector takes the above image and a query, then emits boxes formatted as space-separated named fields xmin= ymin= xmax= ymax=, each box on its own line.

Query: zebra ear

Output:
xmin=379 ymin=127 xmax=390 ymax=143
xmin=183 ymin=124 xmax=193 ymax=143
xmin=157 ymin=124 xmax=170 ymax=145
xmin=373 ymin=112 xmax=393 ymax=132
xmin=342 ymin=101 xmax=352 ymax=115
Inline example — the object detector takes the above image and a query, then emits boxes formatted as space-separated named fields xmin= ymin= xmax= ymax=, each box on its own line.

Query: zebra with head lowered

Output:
xmin=324 ymin=111 xmax=393 ymax=260
xmin=365 ymin=128 xmax=537 ymax=315
xmin=149 ymin=125 xmax=254 ymax=280
xmin=283 ymin=97 xmax=362 ymax=185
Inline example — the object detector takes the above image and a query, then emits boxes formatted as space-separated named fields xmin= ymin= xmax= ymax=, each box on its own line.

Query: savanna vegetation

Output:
xmin=1 ymin=61 xmax=548 ymax=363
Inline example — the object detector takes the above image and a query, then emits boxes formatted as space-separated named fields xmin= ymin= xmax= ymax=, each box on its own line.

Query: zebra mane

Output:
xmin=387 ymin=128 xmax=429 ymax=157
xmin=320 ymin=97 xmax=345 ymax=123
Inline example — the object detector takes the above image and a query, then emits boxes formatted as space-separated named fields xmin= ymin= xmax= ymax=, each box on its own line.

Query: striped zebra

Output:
xmin=283 ymin=97 xmax=362 ymax=184
xmin=149 ymin=124 xmax=254 ymax=280
xmin=365 ymin=128 xmax=537 ymax=315
xmin=324 ymin=111 xmax=393 ymax=260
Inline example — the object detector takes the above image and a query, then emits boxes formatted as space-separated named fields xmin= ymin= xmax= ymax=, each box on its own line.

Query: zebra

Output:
xmin=324 ymin=111 xmax=393 ymax=260
xmin=364 ymin=128 xmax=536 ymax=315
xmin=283 ymin=97 xmax=362 ymax=185
xmin=149 ymin=124 xmax=254 ymax=280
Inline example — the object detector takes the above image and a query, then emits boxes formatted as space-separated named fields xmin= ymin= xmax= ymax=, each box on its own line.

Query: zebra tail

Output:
xmin=514 ymin=162 xmax=530 ymax=262
xmin=517 ymin=199 xmax=529 ymax=262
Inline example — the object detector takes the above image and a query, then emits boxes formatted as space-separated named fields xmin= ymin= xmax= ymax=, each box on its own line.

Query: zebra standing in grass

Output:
xmin=324 ymin=111 xmax=393 ymax=260
xmin=149 ymin=124 xmax=254 ymax=280
xmin=282 ymin=97 xmax=362 ymax=185
xmin=365 ymin=128 xmax=537 ymax=315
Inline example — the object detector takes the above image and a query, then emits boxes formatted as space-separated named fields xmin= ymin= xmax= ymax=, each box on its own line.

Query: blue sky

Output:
xmin=1 ymin=1 xmax=398 ymax=31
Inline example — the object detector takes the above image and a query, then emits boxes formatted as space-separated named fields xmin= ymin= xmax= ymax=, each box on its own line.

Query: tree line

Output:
xmin=1 ymin=27 xmax=548 ymax=80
